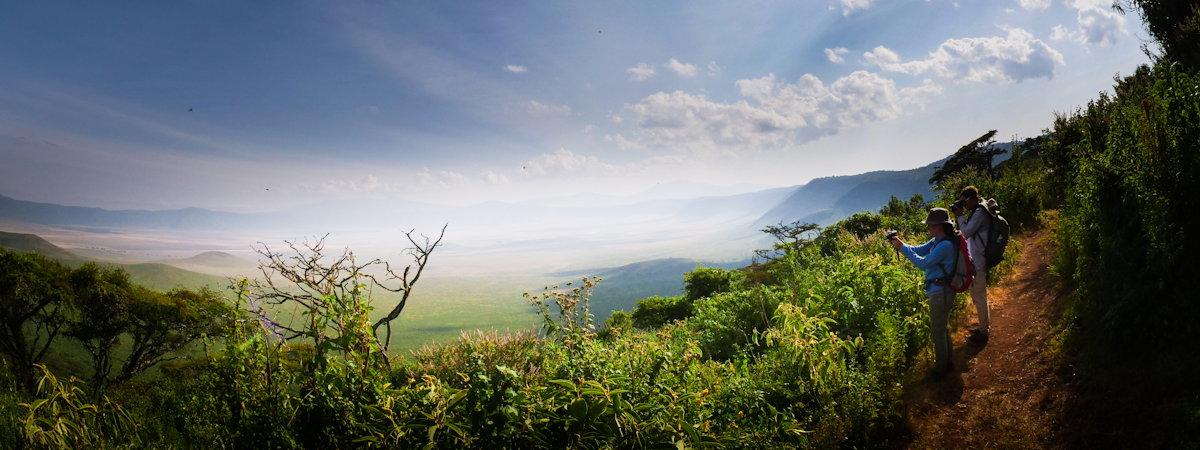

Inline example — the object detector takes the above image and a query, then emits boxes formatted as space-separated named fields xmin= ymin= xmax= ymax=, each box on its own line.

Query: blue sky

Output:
xmin=0 ymin=0 xmax=1148 ymax=211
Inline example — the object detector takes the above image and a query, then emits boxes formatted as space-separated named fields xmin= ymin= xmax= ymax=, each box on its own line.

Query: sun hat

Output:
xmin=922 ymin=208 xmax=953 ymax=226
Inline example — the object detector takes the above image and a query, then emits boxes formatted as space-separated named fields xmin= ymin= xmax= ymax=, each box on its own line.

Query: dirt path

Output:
xmin=902 ymin=228 xmax=1068 ymax=449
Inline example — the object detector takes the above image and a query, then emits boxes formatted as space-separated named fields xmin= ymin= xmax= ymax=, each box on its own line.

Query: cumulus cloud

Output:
xmin=1061 ymin=0 xmax=1126 ymax=47
xmin=664 ymin=58 xmax=699 ymax=77
xmin=503 ymin=64 xmax=528 ymax=73
xmin=1017 ymin=0 xmax=1050 ymax=11
xmin=626 ymin=63 xmax=656 ymax=81
xmin=863 ymin=28 xmax=1065 ymax=83
xmin=825 ymin=47 xmax=850 ymax=64
xmin=839 ymin=0 xmax=873 ymax=15
xmin=622 ymin=70 xmax=941 ymax=152
xmin=521 ymin=149 xmax=619 ymax=176
xmin=526 ymin=100 xmax=572 ymax=116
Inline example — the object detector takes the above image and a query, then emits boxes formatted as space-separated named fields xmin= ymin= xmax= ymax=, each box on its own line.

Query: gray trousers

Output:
xmin=970 ymin=266 xmax=990 ymax=330
xmin=928 ymin=289 xmax=953 ymax=373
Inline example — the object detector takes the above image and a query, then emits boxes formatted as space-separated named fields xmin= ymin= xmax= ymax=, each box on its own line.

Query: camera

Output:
xmin=885 ymin=230 xmax=898 ymax=241
xmin=950 ymin=199 xmax=964 ymax=212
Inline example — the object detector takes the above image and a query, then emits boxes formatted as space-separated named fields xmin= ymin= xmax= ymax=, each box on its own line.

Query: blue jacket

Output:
xmin=901 ymin=237 xmax=955 ymax=296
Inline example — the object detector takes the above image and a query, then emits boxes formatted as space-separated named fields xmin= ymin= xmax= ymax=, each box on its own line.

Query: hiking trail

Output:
xmin=903 ymin=228 xmax=1068 ymax=449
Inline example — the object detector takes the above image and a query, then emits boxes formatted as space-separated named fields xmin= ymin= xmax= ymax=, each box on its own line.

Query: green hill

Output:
xmin=122 ymin=262 xmax=230 ymax=292
xmin=0 ymin=230 xmax=84 ymax=262
xmin=0 ymin=230 xmax=229 ymax=292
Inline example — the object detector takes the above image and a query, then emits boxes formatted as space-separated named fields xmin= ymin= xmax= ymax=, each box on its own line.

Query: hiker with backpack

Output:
xmin=952 ymin=186 xmax=991 ymax=344
xmin=888 ymin=207 xmax=975 ymax=379
xmin=951 ymin=186 xmax=1012 ymax=345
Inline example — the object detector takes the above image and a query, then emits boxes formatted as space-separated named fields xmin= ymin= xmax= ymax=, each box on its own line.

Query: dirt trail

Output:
xmin=903 ymin=228 xmax=1068 ymax=449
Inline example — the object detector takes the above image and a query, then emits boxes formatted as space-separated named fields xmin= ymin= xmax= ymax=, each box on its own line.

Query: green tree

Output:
xmin=66 ymin=264 xmax=134 ymax=392
xmin=1119 ymin=0 xmax=1200 ymax=67
xmin=928 ymin=130 xmax=1005 ymax=185
xmin=114 ymin=287 xmax=234 ymax=385
xmin=0 ymin=250 xmax=71 ymax=391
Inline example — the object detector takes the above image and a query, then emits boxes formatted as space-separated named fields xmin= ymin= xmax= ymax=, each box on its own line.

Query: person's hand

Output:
xmin=889 ymin=237 xmax=904 ymax=250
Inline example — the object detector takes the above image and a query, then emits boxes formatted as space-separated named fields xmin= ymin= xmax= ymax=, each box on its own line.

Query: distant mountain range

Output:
xmin=555 ymin=257 xmax=748 ymax=322
xmin=755 ymin=160 xmax=942 ymax=228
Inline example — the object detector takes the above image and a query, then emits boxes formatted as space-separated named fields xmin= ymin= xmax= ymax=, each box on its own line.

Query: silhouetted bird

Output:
xmin=188 ymin=108 xmax=193 ymax=112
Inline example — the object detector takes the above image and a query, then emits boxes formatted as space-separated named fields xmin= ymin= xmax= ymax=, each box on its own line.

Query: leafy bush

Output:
xmin=18 ymin=365 xmax=142 ymax=448
xmin=630 ymin=295 xmax=691 ymax=329
xmin=690 ymin=287 xmax=785 ymax=360
xmin=683 ymin=266 xmax=741 ymax=301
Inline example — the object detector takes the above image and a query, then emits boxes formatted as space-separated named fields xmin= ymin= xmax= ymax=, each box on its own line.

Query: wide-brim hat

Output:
xmin=922 ymin=208 xmax=953 ymax=225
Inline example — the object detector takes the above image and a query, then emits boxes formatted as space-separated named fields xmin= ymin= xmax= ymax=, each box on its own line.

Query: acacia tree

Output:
xmin=66 ymin=263 xmax=134 ymax=392
xmin=928 ymin=130 xmax=1006 ymax=185
xmin=250 ymin=225 xmax=447 ymax=366
xmin=756 ymin=220 xmax=821 ymax=261
xmin=0 ymin=250 xmax=71 ymax=391
xmin=115 ymin=287 xmax=234 ymax=385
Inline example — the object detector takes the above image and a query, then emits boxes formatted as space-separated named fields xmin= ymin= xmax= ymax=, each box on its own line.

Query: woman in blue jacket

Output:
xmin=888 ymin=208 xmax=958 ymax=379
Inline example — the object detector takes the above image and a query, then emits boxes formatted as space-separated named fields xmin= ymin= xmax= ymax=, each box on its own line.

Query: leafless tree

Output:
xmin=250 ymin=224 xmax=447 ymax=363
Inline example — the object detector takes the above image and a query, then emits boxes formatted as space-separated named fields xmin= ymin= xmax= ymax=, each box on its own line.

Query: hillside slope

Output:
xmin=0 ymin=230 xmax=84 ymax=262
xmin=0 ymin=230 xmax=230 ymax=291
xmin=756 ymin=163 xmax=939 ymax=227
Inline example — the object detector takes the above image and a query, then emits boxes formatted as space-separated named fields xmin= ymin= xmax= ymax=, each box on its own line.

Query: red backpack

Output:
xmin=941 ymin=232 xmax=976 ymax=293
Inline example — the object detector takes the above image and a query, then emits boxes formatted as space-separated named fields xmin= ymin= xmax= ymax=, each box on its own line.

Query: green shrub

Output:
xmin=690 ymin=287 xmax=785 ymax=360
xmin=630 ymin=295 xmax=691 ymax=329
xmin=18 ymin=365 xmax=142 ymax=448
xmin=684 ymin=267 xmax=741 ymax=301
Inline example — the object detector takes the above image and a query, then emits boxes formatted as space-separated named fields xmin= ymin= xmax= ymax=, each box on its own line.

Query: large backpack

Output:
xmin=981 ymin=198 xmax=1011 ymax=269
xmin=939 ymin=233 xmax=976 ymax=293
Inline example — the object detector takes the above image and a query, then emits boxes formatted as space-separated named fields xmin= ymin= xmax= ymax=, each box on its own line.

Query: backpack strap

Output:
xmin=968 ymin=205 xmax=989 ymax=246
xmin=925 ymin=237 xmax=957 ymax=288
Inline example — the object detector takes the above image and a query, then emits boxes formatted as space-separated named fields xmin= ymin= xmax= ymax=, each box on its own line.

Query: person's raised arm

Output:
xmin=901 ymin=239 xmax=952 ymax=271
xmin=959 ymin=206 xmax=986 ymax=239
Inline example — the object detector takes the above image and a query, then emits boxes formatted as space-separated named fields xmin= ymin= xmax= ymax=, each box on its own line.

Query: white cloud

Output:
xmin=1017 ymin=0 xmax=1050 ymax=11
xmin=604 ymin=133 xmax=645 ymax=150
xmin=622 ymin=70 xmax=941 ymax=152
xmin=825 ymin=47 xmax=850 ymax=64
xmin=482 ymin=170 xmax=510 ymax=185
xmin=416 ymin=168 xmax=468 ymax=188
xmin=526 ymin=100 xmax=572 ymax=116
xmin=315 ymin=174 xmax=398 ymax=194
xmin=839 ymin=0 xmax=873 ymax=15
xmin=521 ymin=149 xmax=619 ymax=176
xmin=1050 ymin=24 xmax=1071 ymax=41
xmin=1046 ymin=1 xmax=1126 ymax=47
xmin=503 ymin=64 xmax=528 ymax=73
xmin=707 ymin=61 xmax=722 ymax=76
xmin=582 ymin=124 xmax=597 ymax=134
xmin=626 ymin=63 xmax=656 ymax=81
xmin=863 ymin=28 xmax=1065 ymax=83
xmin=664 ymin=58 xmax=699 ymax=77
xmin=1071 ymin=0 xmax=1126 ymax=46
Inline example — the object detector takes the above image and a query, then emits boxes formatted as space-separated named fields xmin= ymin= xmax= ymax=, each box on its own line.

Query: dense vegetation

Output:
xmin=0 ymin=192 xmax=941 ymax=448
xmin=2 ymin=2 xmax=1197 ymax=447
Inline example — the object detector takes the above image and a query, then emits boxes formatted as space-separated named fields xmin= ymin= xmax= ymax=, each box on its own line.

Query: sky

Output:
xmin=0 ymin=0 xmax=1150 ymax=212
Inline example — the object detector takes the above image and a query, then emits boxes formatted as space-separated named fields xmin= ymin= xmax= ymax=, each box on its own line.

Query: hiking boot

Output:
xmin=968 ymin=328 xmax=989 ymax=345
